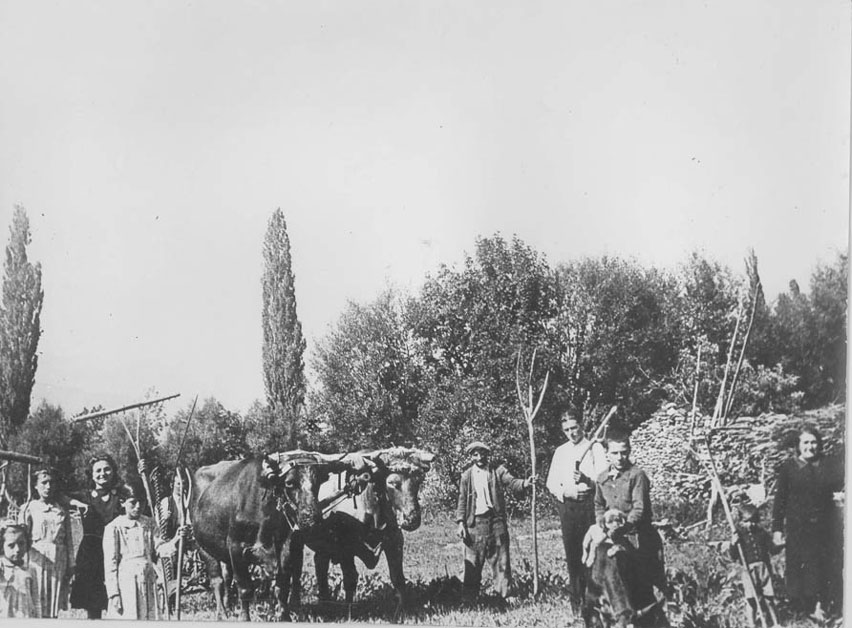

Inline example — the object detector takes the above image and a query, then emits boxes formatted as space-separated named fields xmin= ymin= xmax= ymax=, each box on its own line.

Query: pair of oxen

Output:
xmin=189 ymin=447 xmax=434 ymax=621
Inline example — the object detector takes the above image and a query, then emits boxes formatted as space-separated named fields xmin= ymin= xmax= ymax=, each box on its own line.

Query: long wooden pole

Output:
xmin=71 ymin=393 xmax=181 ymax=423
xmin=515 ymin=348 xmax=549 ymax=597
xmin=0 ymin=450 xmax=43 ymax=465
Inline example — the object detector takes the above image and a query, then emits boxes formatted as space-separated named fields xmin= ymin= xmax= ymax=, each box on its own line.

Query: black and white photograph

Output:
xmin=0 ymin=1 xmax=848 ymax=626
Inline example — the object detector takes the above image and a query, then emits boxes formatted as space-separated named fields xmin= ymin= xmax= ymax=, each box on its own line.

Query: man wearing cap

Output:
xmin=455 ymin=441 xmax=534 ymax=600
xmin=546 ymin=409 xmax=608 ymax=613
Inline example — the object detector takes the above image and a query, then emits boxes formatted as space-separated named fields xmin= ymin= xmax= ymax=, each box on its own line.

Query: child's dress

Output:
xmin=20 ymin=498 xmax=75 ymax=617
xmin=0 ymin=556 xmax=40 ymax=618
xmin=103 ymin=514 xmax=172 ymax=620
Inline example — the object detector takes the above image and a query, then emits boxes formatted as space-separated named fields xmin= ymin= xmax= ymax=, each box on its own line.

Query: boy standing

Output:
xmin=724 ymin=503 xmax=780 ymax=627
xmin=455 ymin=441 xmax=534 ymax=599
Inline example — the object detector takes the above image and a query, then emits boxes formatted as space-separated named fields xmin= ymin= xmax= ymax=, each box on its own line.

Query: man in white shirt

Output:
xmin=546 ymin=408 xmax=608 ymax=613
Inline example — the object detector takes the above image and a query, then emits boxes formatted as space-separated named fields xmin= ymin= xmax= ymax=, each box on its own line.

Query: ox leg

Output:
xmin=277 ymin=534 xmax=304 ymax=620
xmin=314 ymin=552 xmax=332 ymax=601
xmin=228 ymin=549 xmax=254 ymax=622
xmin=200 ymin=550 xmax=228 ymax=620
xmin=385 ymin=528 xmax=406 ymax=620
xmin=341 ymin=556 xmax=359 ymax=605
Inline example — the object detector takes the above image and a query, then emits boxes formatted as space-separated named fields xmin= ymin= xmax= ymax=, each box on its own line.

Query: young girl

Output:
xmin=103 ymin=482 xmax=185 ymax=620
xmin=0 ymin=522 xmax=40 ymax=618
xmin=19 ymin=467 xmax=75 ymax=618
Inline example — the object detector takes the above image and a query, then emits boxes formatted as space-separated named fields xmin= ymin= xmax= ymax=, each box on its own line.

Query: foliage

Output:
xmin=261 ymin=209 xmax=306 ymax=449
xmin=411 ymin=235 xmax=559 ymax=497
xmin=550 ymin=256 xmax=682 ymax=426
xmin=0 ymin=206 xmax=43 ymax=445
xmin=244 ymin=399 xmax=294 ymax=453
xmin=160 ymin=396 xmax=248 ymax=470
xmin=3 ymin=401 xmax=94 ymax=500
xmin=310 ymin=288 xmax=426 ymax=452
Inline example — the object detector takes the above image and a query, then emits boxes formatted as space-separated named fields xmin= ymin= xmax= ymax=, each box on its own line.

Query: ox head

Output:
xmin=370 ymin=447 xmax=434 ymax=531
xmin=262 ymin=450 xmax=374 ymax=532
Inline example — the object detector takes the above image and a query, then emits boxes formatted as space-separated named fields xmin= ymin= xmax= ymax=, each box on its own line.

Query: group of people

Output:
xmin=454 ymin=408 xmax=666 ymax=623
xmin=0 ymin=455 xmax=188 ymax=619
xmin=0 ymin=413 xmax=845 ymax=623
xmin=455 ymin=409 xmax=845 ymax=626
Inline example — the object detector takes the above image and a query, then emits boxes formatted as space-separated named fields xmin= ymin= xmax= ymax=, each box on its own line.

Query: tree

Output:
xmin=261 ymin=209 xmax=306 ymax=449
xmin=0 ymin=206 xmax=43 ymax=446
xmin=160 ymin=397 xmax=247 ymax=470
xmin=310 ymin=288 xmax=425 ymax=451
xmin=411 ymin=235 xmax=560 ymax=491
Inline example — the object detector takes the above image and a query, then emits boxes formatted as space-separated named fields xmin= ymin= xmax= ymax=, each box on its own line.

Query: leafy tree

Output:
xmin=770 ymin=252 xmax=847 ymax=407
xmin=160 ymin=397 xmax=247 ymax=470
xmin=0 ymin=206 xmax=43 ymax=445
xmin=4 ymin=401 xmax=93 ymax=499
xmin=411 ymin=235 xmax=560 ymax=491
xmin=550 ymin=256 xmax=682 ymax=427
xmin=310 ymin=288 xmax=426 ymax=451
xmin=261 ymin=209 xmax=306 ymax=449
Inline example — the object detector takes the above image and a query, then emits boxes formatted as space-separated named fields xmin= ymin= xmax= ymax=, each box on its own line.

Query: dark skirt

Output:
xmin=70 ymin=534 xmax=108 ymax=611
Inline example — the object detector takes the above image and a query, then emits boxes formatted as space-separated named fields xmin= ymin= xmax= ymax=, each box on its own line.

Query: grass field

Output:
xmin=59 ymin=511 xmax=832 ymax=626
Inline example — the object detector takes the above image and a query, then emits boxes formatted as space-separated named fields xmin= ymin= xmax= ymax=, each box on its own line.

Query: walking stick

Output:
xmin=515 ymin=347 xmax=550 ymax=597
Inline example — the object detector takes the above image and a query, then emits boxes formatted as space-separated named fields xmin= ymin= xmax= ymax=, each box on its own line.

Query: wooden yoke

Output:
xmin=515 ymin=347 xmax=550 ymax=597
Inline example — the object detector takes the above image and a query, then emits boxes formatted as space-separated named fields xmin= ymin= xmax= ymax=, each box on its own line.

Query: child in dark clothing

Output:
xmin=723 ymin=503 xmax=780 ymax=627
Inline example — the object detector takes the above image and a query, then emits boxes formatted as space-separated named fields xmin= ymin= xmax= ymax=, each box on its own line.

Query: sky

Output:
xmin=0 ymin=1 xmax=849 ymax=417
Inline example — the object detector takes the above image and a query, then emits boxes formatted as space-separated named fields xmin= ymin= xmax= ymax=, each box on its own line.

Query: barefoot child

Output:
xmin=19 ymin=467 xmax=75 ymax=617
xmin=103 ymin=482 xmax=187 ymax=620
xmin=723 ymin=503 xmax=780 ymax=627
xmin=0 ymin=522 xmax=40 ymax=618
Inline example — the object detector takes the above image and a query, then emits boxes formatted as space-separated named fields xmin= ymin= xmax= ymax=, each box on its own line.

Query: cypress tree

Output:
xmin=0 ymin=206 xmax=44 ymax=446
xmin=261 ymin=209 xmax=306 ymax=449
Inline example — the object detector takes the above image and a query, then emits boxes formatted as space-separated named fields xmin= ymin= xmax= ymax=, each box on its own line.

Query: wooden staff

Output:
xmin=515 ymin=347 xmax=550 ymax=597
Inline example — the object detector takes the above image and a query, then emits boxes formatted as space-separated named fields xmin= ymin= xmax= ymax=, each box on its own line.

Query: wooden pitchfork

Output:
xmin=515 ymin=347 xmax=550 ymax=597
xmin=172 ymin=466 xmax=192 ymax=620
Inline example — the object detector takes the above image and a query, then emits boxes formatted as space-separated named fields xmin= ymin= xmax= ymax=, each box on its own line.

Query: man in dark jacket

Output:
xmin=455 ymin=441 xmax=534 ymax=599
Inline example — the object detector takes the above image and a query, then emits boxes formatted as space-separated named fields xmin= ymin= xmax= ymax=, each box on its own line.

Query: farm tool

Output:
xmin=515 ymin=346 xmax=550 ymax=597
xmin=0 ymin=450 xmax=44 ymax=516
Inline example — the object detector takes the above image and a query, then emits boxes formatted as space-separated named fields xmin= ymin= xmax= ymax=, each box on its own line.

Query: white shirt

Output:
xmin=471 ymin=465 xmax=494 ymax=515
xmin=546 ymin=438 xmax=608 ymax=502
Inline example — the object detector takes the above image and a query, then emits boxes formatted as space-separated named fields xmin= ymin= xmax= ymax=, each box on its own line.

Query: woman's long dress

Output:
xmin=19 ymin=499 xmax=75 ymax=617
xmin=69 ymin=489 xmax=122 ymax=613
xmin=103 ymin=514 xmax=168 ymax=620
xmin=772 ymin=455 xmax=844 ymax=612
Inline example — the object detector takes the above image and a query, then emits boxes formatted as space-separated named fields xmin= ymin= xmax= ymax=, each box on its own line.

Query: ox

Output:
xmin=190 ymin=451 xmax=368 ymax=621
xmin=301 ymin=447 xmax=434 ymax=616
xmin=583 ymin=542 xmax=669 ymax=628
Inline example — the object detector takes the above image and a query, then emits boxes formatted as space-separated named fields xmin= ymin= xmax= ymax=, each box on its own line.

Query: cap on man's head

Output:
xmin=465 ymin=441 xmax=491 ymax=455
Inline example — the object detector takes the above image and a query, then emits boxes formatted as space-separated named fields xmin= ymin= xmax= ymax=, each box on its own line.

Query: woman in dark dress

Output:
xmin=69 ymin=454 xmax=123 ymax=619
xmin=771 ymin=425 xmax=844 ymax=620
